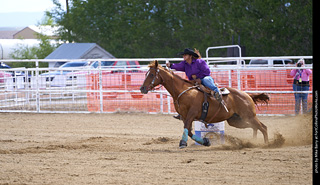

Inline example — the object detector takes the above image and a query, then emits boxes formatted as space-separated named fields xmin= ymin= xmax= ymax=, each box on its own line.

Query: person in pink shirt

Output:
xmin=290 ymin=58 xmax=312 ymax=115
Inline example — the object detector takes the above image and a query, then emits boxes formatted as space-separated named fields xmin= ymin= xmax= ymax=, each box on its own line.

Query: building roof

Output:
xmin=0 ymin=26 xmax=59 ymax=39
xmin=13 ymin=25 xmax=59 ymax=39
xmin=45 ymin=43 xmax=115 ymax=59
xmin=0 ymin=31 xmax=18 ymax=39
xmin=0 ymin=27 xmax=23 ymax=39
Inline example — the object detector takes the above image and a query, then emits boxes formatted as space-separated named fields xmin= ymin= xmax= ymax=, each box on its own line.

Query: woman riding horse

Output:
xmin=167 ymin=48 xmax=221 ymax=99
xmin=167 ymin=48 xmax=222 ymax=120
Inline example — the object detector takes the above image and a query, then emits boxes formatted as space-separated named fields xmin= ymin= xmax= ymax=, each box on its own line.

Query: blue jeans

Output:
xmin=293 ymin=84 xmax=309 ymax=100
xmin=293 ymin=84 xmax=309 ymax=114
xmin=201 ymin=76 xmax=219 ymax=93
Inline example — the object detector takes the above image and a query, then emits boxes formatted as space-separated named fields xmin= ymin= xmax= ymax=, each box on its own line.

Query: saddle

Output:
xmin=194 ymin=83 xmax=230 ymax=97
xmin=174 ymin=81 xmax=229 ymax=127
xmin=192 ymin=82 xmax=230 ymax=124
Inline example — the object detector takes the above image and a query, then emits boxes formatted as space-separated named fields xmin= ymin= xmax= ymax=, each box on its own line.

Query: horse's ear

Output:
xmin=155 ymin=60 xmax=158 ymax=68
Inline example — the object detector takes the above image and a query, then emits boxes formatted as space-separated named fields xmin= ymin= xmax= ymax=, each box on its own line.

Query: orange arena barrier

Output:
xmin=86 ymin=69 xmax=313 ymax=115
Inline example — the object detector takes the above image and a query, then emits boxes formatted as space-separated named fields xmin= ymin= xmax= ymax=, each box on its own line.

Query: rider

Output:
xmin=166 ymin=48 xmax=222 ymax=119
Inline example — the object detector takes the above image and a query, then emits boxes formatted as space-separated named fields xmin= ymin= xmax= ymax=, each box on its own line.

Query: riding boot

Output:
xmin=295 ymin=99 xmax=301 ymax=115
xmin=173 ymin=114 xmax=181 ymax=120
xmin=213 ymin=90 xmax=222 ymax=103
xmin=302 ymin=99 xmax=308 ymax=114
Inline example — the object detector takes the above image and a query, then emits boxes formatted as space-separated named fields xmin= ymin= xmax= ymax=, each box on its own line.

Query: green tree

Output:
xmin=9 ymin=34 xmax=57 ymax=68
xmin=49 ymin=0 xmax=312 ymax=57
xmin=9 ymin=13 xmax=59 ymax=67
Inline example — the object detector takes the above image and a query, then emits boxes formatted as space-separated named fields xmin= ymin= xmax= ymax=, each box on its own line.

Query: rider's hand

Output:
xmin=191 ymin=78 xmax=201 ymax=85
xmin=194 ymin=48 xmax=201 ymax=59
xmin=166 ymin=62 xmax=171 ymax=68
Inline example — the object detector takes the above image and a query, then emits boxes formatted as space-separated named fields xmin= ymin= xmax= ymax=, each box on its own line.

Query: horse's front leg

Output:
xmin=179 ymin=122 xmax=190 ymax=149
xmin=179 ymin=115 xmax=211 ymax=149
xmin=179 ymin=114 xmax=194 ymax=149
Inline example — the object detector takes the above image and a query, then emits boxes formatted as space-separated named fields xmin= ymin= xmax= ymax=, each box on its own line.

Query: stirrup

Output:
xmin=214 ymin=91 xmax=222 ymax=102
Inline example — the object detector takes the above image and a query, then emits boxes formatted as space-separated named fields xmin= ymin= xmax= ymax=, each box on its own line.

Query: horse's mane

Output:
xmin=148 ymin=61 xmax=193 ymax=85
xmin=170 ymin=70 xmax=194 ymax=85
xmin=148 ymin=61 xmax=158 ymax=68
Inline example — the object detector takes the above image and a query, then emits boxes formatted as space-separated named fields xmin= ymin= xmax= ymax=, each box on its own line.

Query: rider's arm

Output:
xmin=171 ymin=61 xmax=186 ymax=72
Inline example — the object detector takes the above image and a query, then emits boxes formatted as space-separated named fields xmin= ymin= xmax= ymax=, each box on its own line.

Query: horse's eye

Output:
xmin=149 ymin=74 xmax=154 ymax=78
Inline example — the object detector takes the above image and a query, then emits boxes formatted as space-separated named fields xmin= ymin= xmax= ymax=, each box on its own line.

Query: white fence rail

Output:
xmin=0 ymin=56 xmax=313 ymax=115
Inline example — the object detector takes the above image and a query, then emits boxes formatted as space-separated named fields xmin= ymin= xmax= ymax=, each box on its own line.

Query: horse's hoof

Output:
xmin=203 ymin=138 xmax=211 ymax=147
xmin=179 ymin=140 xmax=187 ymax=149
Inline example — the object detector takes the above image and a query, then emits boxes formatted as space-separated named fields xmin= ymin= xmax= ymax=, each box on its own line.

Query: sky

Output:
xmin=0 ymin=0 xmax=66 ymax=27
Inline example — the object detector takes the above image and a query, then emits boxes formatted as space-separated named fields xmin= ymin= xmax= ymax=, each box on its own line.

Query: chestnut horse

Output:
xmin=140 ymin=61 xmax=269 ymax=148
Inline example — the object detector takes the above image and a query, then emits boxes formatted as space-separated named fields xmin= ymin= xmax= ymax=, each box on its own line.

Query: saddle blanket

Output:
xmin=220 ymin=88 xmax=230 ymax=95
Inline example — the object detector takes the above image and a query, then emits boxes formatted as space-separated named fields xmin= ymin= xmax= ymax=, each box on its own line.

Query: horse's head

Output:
xmin=140 ymin=60 xmax=163 ymax=94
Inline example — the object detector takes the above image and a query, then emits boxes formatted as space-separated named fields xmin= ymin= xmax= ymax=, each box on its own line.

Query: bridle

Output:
xmin=145 ymin=67 xmax=195 ymax=108
xmin=144 ymin=67 xmax=177 ymax=100
xmin=145 ymin=68 xmax=161 ymax=91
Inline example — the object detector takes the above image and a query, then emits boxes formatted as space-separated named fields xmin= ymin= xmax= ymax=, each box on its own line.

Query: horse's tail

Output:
xmin=249 ymin=93 xmax=269 ymax=105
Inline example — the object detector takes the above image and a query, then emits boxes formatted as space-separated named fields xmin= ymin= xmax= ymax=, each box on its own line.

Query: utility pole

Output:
xmin=66 ymin=0 xmax=71 ymax=42
xmin=66 ymin=0 xmax=69 ymax=14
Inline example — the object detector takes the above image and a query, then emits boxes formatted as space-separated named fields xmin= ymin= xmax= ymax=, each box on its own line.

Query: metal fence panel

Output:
xmin=0 ymin=58 xmax=313 ymax=115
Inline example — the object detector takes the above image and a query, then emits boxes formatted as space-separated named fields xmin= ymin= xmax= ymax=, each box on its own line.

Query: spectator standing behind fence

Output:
xmin=290 ymin=58 xmax=312 ymax=115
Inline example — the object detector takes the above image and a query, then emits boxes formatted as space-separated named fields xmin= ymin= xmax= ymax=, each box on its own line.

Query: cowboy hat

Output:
xmin=178 ymin=48 xmax=199 ymax=58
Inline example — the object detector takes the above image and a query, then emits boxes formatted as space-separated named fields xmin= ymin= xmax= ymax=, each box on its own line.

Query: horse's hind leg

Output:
xmin=260 ymin=121 xmax=268 ymax=143
xmin=188 ymin=128 xmax=211 ymax=146
xmin=250 ymin=117 xmax=268 ymax=143
xmin=253 ymin=128 xmax=258 ymax=139
xmin=227 ymin=114 xmax=268 ymax=143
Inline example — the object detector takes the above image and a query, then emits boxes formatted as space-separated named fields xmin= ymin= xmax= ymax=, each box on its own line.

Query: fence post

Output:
xmin=237 ymin=68 xmax=241 ymax=90
xmin=160 ymin=93 xmax=163 ymax=113
xmin=236 ymin=58 xmax=242 ymax=90
xmin=165 ymin=59 xmax=171 ymax=113
xmin=228 ymin=70 xmax=232 ymax=87
xmin=124 ymin=65 xmax=127 ymax=90
xmin=35 ymin=60 xmax=40 ymax=113
xmin=98 ymin=61 xmax=103 ymax=113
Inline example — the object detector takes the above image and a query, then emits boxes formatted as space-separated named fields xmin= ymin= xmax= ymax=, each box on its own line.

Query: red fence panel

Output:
xmin=86 ymin=68 xmax=313 ymax=115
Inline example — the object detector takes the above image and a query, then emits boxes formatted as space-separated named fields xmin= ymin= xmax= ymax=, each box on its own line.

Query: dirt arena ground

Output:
xmin=0 ymin=112 xmax=313 ymax=184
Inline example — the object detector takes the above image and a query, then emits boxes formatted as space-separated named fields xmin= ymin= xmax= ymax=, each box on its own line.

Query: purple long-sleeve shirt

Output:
xmin=171 ymin=58 xmax=211 ymax=80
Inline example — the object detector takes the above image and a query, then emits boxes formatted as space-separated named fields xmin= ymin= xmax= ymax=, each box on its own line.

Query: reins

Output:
xmin=145 ymin=66 xmax=227 ymax=124
xmin=175 ymin=86 xmax=198 ymax=108
xmin=146 ymin=67 xmax=226 ymax=118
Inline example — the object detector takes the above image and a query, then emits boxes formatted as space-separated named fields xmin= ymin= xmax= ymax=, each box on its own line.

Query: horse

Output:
xmin=140 ymin=60 xmax=269 ymax=149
